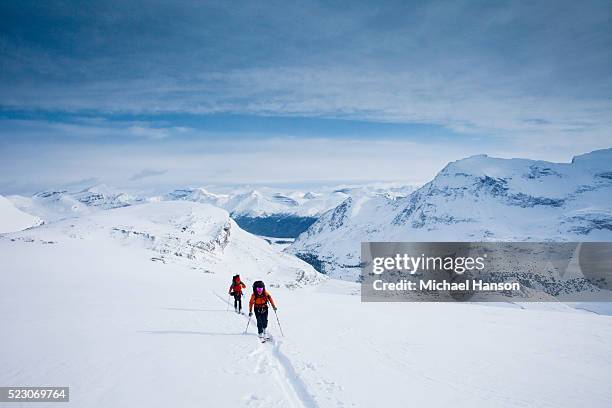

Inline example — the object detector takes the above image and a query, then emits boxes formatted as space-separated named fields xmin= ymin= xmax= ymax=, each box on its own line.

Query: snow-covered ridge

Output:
xmin=288 ymin=148 xmax=612 ymax=281
xmin=0 ymin=195 xmax=42 ymax=233
xmin=7 ymin=184 xmax=146 ymax=223
xmin=3 ymin=200 xmax=321 ymax=289
xmin=107 ymin=202 xmax=233 ymax=262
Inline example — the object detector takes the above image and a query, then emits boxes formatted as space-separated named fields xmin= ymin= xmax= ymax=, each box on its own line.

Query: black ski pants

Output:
xmin=254 ymin=307 xmax=268 ymax=334
xmin=233 ymin=293 xmax=242 ymax=311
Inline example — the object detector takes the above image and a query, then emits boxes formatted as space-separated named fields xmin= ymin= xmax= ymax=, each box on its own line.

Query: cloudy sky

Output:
xmin=1 ymin=0 xmax=611 ymax=193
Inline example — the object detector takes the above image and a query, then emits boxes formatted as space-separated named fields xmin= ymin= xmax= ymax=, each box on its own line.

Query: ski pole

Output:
xmin=273 ymin=308 xmax=284 ymax=337
xmin=227 ymin=294 xmax=231 ymax=312
xmin=244 ymin=315 xmax=251 ymax=334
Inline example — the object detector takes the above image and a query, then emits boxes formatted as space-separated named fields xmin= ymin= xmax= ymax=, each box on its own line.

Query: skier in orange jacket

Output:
xmin=249 ymin=280 xmax=276 ymax=339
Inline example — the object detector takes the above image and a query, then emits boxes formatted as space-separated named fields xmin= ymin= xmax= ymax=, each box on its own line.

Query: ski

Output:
xmin=258 ymin=331 xmax=272 ymax=343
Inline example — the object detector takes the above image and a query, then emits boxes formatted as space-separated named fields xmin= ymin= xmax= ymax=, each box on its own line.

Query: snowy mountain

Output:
xmin=70 ymin=184 xmax=144 ymax=209
xmin=162 ymin=187 xmax=347 ymax=219
xmin=6 ymin=182 xmax=416 ymax=239
xmin=163 ymin=185 xmax=416 ymax=238
xmin=157 ymin=188 xmax=330 ymax=237
xmin=7 ymin=184 xmax=146 ymax=223
xmin=162 ymin=187 xmax=230 ymax=207
xmin=2 ymin=197 xmax=611 ymax=407
xmin=4 ymin=200 xmax=320 ymax=288
xmin=7 ymin=190 xmax=90 ymax=222
xmin=288 ymin=148 xmax=612 ymax=280
xmin=225 ymin=189 xmax=349 ymax=238
xmin=0 ymin=194 xmax=42 ymax=233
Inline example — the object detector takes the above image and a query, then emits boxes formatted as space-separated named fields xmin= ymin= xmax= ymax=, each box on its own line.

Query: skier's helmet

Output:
xmin=253 ymin=280 xmax=265 ymax=294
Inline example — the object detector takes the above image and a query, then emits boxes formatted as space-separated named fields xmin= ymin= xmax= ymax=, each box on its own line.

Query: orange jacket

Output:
xmin=229 ymin=281 xmax=246 ymax=294
xmin=249 ymin=291 xmax=276 ymax=312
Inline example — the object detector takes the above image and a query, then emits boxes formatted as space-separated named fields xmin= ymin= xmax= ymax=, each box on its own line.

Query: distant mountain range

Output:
xmin=287 ymin=148 xmax=612 ymax=281
xmin=5 ymin=183 xmax=416 ymax=238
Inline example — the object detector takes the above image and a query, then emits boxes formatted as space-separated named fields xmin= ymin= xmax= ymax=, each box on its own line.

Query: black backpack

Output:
xmin=253 ymin=280 xmax=265 ymax=294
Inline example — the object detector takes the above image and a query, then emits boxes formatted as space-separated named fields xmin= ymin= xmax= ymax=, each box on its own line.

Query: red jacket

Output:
xmin=229 ymin=280 xmax=246 ymax=294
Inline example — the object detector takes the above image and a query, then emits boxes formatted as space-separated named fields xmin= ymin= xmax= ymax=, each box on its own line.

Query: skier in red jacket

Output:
xmin=228 ymin=275 xmax=247 ymax=314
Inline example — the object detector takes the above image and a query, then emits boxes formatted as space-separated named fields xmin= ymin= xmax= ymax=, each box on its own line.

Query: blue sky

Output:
xmin=1 ymin=0 xmax=611 ymax=193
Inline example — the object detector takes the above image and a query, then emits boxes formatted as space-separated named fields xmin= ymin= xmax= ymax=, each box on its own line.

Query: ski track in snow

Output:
xmin=213 ymin=291 xmax=319 ymax=408
xmin=267 ymin=338 xmax=319 ymax=408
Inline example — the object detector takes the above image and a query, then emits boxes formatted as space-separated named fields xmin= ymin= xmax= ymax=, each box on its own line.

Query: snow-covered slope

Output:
xmin=8 ymin=184 xmax=145 ymax=223
xmin=0 ymin=200 xmax=318 ymax=407
xmin=7 ymin=201 xmax=320 ymax=288
xmin=2 ymin=200 xmax=611 ymax=407
xmin=288 ymin=149 xmax=612 ymax=280
xmin=7 ymin=190 xmax=91 ymax=222
xmin=0 ymin=194 xmax=42 ymax=233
